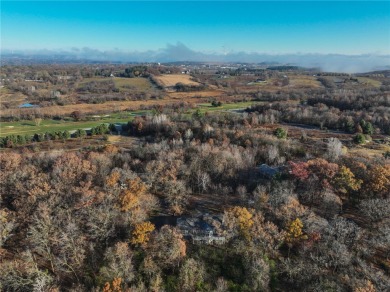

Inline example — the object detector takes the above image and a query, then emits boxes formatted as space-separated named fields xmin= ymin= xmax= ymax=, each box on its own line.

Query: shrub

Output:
xmin=354 ymin=133 xmax=366 ymax=144
xmin=74 ymin=129 xmax=87 ymax=138
xmin=274 ymin=127 xmax=287 ymax=139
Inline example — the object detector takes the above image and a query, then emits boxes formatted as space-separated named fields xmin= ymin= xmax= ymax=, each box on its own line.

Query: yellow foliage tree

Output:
xmin=119 ymin=178 xmax=147 ymax=212
xmin=285 ymin=218 xmax=308 ymax=244
xmin=333 ymin=165 xmax=362 ymax=194
xmin=225 ymin=206 xmax=254 ymax=240
xmin=131 ymin=221 xmax=155 ymax=245
xmin=102 ymin=277 xmax=122 ymax=292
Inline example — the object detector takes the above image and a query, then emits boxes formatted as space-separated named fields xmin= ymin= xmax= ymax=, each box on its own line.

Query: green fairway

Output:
xmin=0 ymin=111 xmax=146 ymax=137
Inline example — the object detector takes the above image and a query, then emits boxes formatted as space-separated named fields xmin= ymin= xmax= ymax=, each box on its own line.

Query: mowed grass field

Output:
xmin=154 ymin=74 xmax=200 ymax=87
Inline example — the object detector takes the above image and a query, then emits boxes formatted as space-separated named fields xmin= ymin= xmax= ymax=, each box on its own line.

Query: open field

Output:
xmin=246 ymin=75 xmax=323 ymax=91
xmin=78 ymin=77 xmax=108 ymax=84
xmin=288 ymin=75 xmax=322 ymax=88
xmin=0 ymin=95 xmax=216 ymax=118
xmin=154 ymin=74 xmax=200 ymax=87
xmin=348 ymin=143 xmax=390 ymax=158
xmin=0 ymin=109 xmax=150 ymax=137
xmin=0 ymin=91 xmax=28 ymax=107
xmin=79 ymin=77 xmax=154 ymax=92
xmin=168 ymin=90 xmax=225 ymax=99
xmin=113 ymin=77 xmax=154 ymax=91
xmin=356 ymin=77 xmax=382 ymax=88
xmin=0 ymin=87 xmax=11 ymax=95
xmin=0 ymin=101 xmax=257 ymax=137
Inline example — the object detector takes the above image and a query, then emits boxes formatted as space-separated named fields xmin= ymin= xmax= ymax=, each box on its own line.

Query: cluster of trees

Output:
xmin=247 ymin=100 xmax=390 ymax=134
xmin=0 ymin=124 xmax=110 ymax=148
xmin=0 ymin=109 xmax=389 ymax=291
xmin=0 ymin=131 xmax=70 ymax=148
xmin=174 ymin=82 xmax=208 ymax=92
xmin=118 ymin=66 xmax=149 ymax=78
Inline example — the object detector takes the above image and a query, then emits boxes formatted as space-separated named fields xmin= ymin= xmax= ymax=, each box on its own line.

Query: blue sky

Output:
xmin=1 ymin=1 xmax=390 ymax=55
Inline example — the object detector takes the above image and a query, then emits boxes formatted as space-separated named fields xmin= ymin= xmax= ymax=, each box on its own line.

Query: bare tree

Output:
xmin=326 ymin=138 xmax=343 ymax=161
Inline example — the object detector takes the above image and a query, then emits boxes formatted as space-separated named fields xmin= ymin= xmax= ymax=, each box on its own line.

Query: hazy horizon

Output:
xmin=1 ymin=1 xmax=390 ymax=72
xmin=2 ymin=43 xmax=390 ymax=73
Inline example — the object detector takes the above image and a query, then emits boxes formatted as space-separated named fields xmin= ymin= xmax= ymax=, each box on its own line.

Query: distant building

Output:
xmin=56 ymin=75 xmax=73 ymax=80
xmin=177 ymin=215 xmax=225 ymax=245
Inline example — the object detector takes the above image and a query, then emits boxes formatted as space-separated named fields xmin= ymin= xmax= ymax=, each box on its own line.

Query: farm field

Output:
xmin=168 ymin=90 xmax=225 ymax=99
xmin=78 ymin=77 xmax=154 ymax=92
xmin=154 ymin=74 xmax=200 ymax=87
xmin=113 ymin=77 xmax=154 ymax=91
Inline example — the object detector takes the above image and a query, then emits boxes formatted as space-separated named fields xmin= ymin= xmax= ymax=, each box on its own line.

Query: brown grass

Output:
xmin=288 ymin=75 xmax=322 ymax=89
xmin=0 ymin=96 xmax=214 ymax=117
xmin=348 ymin=144 xmax=390 ymax=158
xmin=0 ymin=91 xmax=28 ymax=106
xmin=154 ymin=74 xmax=200 ymax=87
xmin=168 ymin=90 xmax=225 ymax=99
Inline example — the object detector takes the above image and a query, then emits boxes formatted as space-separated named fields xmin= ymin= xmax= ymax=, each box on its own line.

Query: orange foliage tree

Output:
xmin=224 ymin=206 xmax=254 ymax=240
xmin=102 ymin=277 xmax=122 ymax=292
xmin=131 ymin=222 xmax=155 ymax=246
xmin=106 ymin=171 xmax=121 ymax=188
xmin=365 ymin=165 xmax=390 ymax=197
xmin=119 ymin=178 xmax=147 ymax=212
